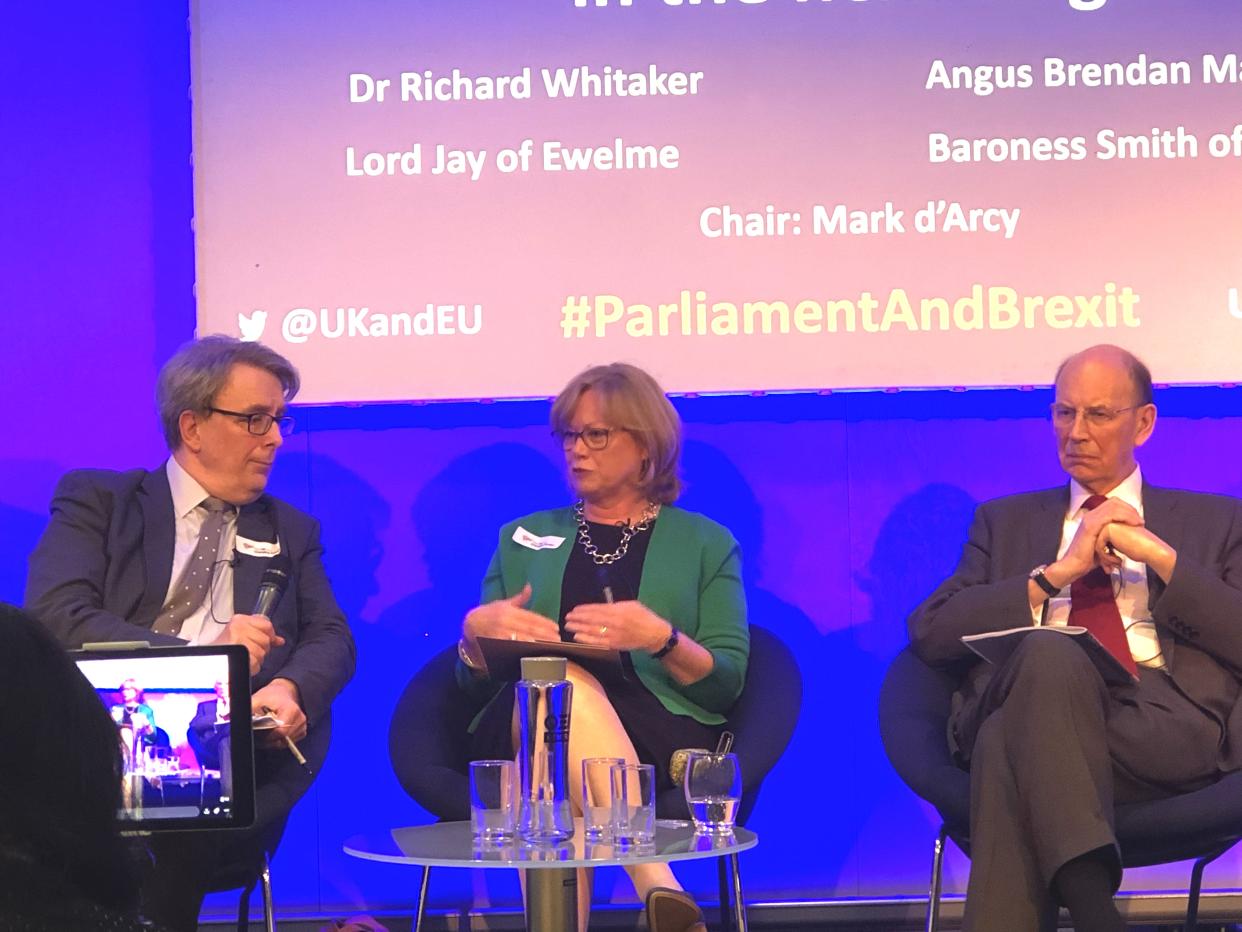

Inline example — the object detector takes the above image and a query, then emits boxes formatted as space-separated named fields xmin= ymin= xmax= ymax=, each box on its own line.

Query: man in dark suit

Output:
xmin=25 ymin=335 xmax=355 ymax=931
xmin=909 ymin=344 xmax=1242 ymax=932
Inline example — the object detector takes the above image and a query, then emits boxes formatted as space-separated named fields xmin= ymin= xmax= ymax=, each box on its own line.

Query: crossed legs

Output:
xmin=512 ymin=661 xmax=688 ymax=932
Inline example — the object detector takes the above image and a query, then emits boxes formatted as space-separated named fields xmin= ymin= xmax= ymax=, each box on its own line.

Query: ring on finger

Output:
xmin=600 ymin=625 xmax=607 ymax=635
xmin=509 ymin=632 xmax=516 ymax=641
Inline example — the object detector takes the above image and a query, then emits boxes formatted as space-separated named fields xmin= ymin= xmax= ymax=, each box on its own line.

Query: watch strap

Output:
xmin=1029 ymin=565 xmax=1060 ymax=598
xmin=652 ymin=626 xmax=680 ymax=660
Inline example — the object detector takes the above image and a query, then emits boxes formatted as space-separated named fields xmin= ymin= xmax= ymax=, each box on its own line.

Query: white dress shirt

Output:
xmin=1032 ymin=465 xmax=1164 ymax=668
xmin=163 ymin=457 xmax=237 ymax=644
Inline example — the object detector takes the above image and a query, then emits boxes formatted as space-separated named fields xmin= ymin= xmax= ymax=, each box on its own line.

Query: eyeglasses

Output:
xmin=207 ymin=406 xmax=295 ymax=437
xmin=1049 ymin=403 xmax=1141 ymax=428
xmin=553 ymin=426 xmax=621 ymax=451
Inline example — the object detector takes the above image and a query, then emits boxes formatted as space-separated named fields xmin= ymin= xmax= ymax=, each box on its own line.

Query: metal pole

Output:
xmin=525 ymin=867 xmax=578 ymax=932
xmin=730 ymin=853 xmax=748 ymax=932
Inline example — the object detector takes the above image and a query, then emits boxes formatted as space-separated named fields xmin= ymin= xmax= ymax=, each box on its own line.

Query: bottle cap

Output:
xmin=520 ymin=655 xmax=568 ymax=682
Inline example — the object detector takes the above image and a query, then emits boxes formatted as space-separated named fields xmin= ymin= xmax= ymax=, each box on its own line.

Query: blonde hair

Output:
xmin=550 ymin=363 xmax=682 ymax=504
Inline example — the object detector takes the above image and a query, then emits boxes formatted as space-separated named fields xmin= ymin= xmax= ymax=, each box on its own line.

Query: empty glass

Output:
xmin=611 ymin=762 xmax=656 ymax=845
xmin=469 ymin=760 xmax=515 ymax=842
xmin=582 ymin=756 xmax=624 ymax=840
xmin=683 ymin=750 xmax=741 ymax=835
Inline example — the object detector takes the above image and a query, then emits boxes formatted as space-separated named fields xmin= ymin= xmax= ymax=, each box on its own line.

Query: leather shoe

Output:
xmin=645 ymin=887 xmax=707 ymax=932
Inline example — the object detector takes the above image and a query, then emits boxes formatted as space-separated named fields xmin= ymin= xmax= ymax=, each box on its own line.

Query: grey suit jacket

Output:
xmin=908 ymin=483 xmax=1242 ymax=768
xmin=24 ymin=465 xmax=355 ymax=788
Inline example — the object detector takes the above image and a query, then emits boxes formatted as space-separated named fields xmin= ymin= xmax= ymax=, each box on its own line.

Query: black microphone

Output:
xmin=252 ymin=563 xmax=290 ymax=618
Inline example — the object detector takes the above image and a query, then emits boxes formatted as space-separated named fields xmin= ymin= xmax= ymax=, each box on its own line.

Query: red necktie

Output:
xmin=1068 ymin=494 xmax=1139 ymax=679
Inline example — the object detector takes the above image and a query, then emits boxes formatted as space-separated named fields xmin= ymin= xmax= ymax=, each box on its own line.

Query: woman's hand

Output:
xmin=462 ymin=583 xmax=560 ymax=648
xmin=564 ymin=600 xmax=670 ymax=653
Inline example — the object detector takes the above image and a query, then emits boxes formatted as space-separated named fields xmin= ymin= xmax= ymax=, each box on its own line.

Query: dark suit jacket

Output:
xmin=188 ymin=699 xmax=227 ymax=771
xmin=908 ymin=483 xmax=1242 ymax=769
xmin=25 ymin=465 xmax=355 ymax=813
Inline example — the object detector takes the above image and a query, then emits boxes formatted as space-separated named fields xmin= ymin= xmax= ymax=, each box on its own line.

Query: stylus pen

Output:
xmin=258 ymin=705 xmax=312 ymax=771
xmin=282 ymin=735 xmax=309 ymax=770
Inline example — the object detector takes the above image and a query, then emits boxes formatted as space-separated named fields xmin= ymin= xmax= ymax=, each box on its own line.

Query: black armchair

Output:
xmin=879 ymin=645 xmax=1242 ymax=932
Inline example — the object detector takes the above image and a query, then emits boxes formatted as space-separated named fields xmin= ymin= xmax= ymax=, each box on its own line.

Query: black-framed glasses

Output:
xmin=553 ymin=426 xmax=620 ymax=451
xmin=1049 ymin=403 xmax=1141 ymax=429
xmin=207 ymin=406 xmax=295 ymax=437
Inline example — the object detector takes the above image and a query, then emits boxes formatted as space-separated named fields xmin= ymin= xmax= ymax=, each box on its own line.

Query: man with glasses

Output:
xmin=26 ymin=335 xmax=355 ymax=931
xmin=909 ymin=344 xmax=1242 ymax=932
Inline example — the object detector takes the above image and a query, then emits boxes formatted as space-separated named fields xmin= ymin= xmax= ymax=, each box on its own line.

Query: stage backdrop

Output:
xmin=191 ymin=0 xmax=1242 ymax=401
xmin=4 ymin=2 xmax=1242 ymax=923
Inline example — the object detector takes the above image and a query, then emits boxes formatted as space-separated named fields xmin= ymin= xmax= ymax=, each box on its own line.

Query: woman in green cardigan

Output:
xmin=457 ymin=362 xmax=750 ymax=932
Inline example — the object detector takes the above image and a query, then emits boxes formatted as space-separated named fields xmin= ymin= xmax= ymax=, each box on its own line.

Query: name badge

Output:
xmin=512 ymin=527 xmax=565 ymax=551
xmin=236 ymin=536 xmax=281 ymax=558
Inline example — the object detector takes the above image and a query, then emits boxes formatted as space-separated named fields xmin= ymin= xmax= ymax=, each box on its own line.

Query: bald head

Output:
xmin=1054 ymin=344 xmax=1152 ymax=407
xmin=1051 ymin=344 xmax=1157 ymax=495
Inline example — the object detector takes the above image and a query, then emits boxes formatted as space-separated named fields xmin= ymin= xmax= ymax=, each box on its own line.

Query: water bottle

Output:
xmin=516 ymin=655 xmax=575 ymax=843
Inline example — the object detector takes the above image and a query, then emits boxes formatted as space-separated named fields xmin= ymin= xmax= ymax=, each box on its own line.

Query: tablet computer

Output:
xmin=71 ymin=643 xmax=255 ymax=832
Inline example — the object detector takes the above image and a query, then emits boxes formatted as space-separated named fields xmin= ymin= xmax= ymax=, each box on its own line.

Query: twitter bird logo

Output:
xmin=238 ymin=310 xmax=268 ymax=342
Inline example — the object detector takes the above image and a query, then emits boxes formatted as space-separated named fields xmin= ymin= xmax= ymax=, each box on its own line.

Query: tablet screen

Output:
xmin=72 ymin=645 xmax=254 ymax=831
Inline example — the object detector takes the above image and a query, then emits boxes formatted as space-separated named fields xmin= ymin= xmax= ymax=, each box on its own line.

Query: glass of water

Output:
xmin=684 ymin=750 xmax=741 ymax=835
xmin=470 ymin=760 xmax=515 ymax=843
xmin=610 ymin=762 xmax=656 ymax=845
xmin=582 ymin=756 xmax=624 ymax=840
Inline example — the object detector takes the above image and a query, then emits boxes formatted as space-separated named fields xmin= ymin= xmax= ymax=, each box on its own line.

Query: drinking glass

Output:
xmin=582 ymin=756 xmax=624 ymax=840
xmin=683 ymin=751 xmax=741 ymax=835
xmin=470 ymin=760 xmax=515 ymax=842
xmin=611 ymin=762 xmax=656 ymax=845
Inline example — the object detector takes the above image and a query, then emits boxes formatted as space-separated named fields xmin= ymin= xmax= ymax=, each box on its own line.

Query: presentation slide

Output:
xmin=191 ymin=0 xmax=1242 ymax=403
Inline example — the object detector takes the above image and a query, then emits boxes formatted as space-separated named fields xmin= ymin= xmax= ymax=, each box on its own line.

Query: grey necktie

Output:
xmin=151 ymin=496 xmax=234 ymax=637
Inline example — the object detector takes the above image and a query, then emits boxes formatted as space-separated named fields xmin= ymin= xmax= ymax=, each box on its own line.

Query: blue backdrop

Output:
xmin=4 ymin=3 xmax=1242 ymax=921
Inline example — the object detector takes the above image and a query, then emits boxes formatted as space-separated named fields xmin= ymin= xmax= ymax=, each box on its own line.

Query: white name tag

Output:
xmin=512 ymin=526 xmax=565 ymax=551
xmin=236 ymin=536 xmax=281 ymax=558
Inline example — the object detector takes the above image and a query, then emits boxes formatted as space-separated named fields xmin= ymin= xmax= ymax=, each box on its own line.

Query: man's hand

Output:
xmin=1047 ymin=498 xmax=1144 ymax=588
xmin=1098 ymin=522 xmax=1178 ymax=582
xmin=213 ymin=613 xmax=286 ymax=675
xmin=252 ymin=678 xmax=307 ymax=744
xmin=461 ymin=584 xmax=560 ymax=659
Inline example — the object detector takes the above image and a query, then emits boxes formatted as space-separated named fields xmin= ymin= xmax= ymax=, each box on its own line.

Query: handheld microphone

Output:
xmin=252 ymin=564 xmax=290 ymax=618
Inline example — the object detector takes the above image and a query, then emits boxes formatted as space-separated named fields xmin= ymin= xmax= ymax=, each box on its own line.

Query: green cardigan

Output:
xmin=461 ymin=505 xmax=749 ymax=725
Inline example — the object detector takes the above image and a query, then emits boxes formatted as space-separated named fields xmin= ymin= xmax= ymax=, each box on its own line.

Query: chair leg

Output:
xmin=414 ymin=865 xmax=431 ymax=932
xmin=717 ymin=856 xmax=734 ymax=932
xmin=261 ymin=853 xmax=274 ymax=932
xmin=926 ymin=824 xmax=948 ymax=932
xmin=236 ymin=878 xmax=256 ymax=932
xmin=1185 ymin=847 xmax=1229 ymax=932
xmin=729 ymin=853 xmax=749 ymax=932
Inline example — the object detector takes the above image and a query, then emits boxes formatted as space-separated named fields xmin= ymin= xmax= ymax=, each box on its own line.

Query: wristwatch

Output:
xmin=652 ymin=626 xmax=680 ymax=660
xmin=1029 ymin=564 xmax=1060 ymax=598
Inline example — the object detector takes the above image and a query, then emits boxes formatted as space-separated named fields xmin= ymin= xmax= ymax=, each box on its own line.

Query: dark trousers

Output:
xmin=952 ymin=632 xmax=1224 ymax=932
xmin=138 ymin=744 xmax=304 ymax=932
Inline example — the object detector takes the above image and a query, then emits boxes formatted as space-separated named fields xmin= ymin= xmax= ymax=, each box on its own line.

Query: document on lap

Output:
xmin=961 ymin=626 xmax=1139 ymax=687
xmin=477 ymin=636 xmax=629 ymax=687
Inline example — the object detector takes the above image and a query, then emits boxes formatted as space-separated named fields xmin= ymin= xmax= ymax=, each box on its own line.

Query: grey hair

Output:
xmin=157 ymin=335 xmax=300 ymax=449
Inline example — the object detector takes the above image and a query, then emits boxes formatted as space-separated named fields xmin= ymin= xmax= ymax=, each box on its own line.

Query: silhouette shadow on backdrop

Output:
xmin=857 ymin=483 xmax=977 ymax=890
xmin=333 ymin=442 xmax=564 ymax=910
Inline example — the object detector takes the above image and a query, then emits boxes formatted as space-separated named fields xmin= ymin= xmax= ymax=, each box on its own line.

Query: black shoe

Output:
xmin=645 ymin=887 xmax=707 ymax=932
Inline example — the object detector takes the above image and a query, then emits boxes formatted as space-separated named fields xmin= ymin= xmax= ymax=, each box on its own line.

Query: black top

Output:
xmin=559 ymin=519 xmax=655 ymax=636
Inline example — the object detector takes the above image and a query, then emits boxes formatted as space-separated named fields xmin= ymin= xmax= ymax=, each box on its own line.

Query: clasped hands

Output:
xmin=1054 ymin=498 xmax=1177 ymax=586
xmin=461 ymin=582 xmax=671 ymax=659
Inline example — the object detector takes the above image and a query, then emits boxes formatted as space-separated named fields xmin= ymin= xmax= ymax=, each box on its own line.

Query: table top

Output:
xmin=344 ymin=819 xmax=757 ymax=870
